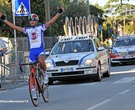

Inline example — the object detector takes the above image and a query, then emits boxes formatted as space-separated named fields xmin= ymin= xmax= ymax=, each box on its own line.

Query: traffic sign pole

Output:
xmin=12 ymin=0 xmax=18 ymax=75
xmin=12 ymin=0 xmax=17 ymax=53
xmin=12 ymin=0 xmax=31 ymax=75
xmin=12 ymin=0 xmax=31 ymax=52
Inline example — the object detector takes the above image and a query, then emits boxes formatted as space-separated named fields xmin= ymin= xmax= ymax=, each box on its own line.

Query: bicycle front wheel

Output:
xmin=42 ymin=84 xmax=49 ymax=103
xmin=29 ymin=74 xmax=39 ymax=107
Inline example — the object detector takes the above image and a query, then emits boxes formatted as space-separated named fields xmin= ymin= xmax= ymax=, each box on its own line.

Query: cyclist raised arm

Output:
xmin=45 ymin=6 xmax=64 ymax=28
xmin=0 ymin=6 xmax=64 ymax=31
xmin=0 ymin=7 xmax=64 ymax=86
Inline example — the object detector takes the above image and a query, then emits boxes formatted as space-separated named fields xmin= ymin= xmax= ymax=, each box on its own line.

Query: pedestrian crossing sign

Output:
xmin=13 ymin=0 xmax=31 ymax=16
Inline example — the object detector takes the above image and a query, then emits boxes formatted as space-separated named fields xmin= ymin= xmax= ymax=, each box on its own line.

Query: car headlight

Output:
xmin=111 ymin=49 xmax=119 ymax=56
xmin=83 ymin=59 xmax=96 ymax=66
xmin=46 ymin=62 xmax=53 ymax=69
xmin=111 ymin=51 xmax=119 ymax=56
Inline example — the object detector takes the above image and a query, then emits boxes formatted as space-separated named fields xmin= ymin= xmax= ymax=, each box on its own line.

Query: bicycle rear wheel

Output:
xmin=29 ymin=74 xmax=39 ymax=107
xmin=39 ymin=74 xmax=49 ymax=103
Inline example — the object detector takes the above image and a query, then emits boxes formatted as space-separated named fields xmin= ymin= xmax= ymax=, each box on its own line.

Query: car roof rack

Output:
xmin=116 ymin=35 xmax=135 ymax=40
xmin=58 ymin=34 xmax=94 ymax=42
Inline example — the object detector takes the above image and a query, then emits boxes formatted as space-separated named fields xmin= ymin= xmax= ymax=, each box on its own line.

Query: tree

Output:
xmin=0 ymin=0 xmax=13 ymax=37
xmin=102 ymin=0 xmax=135 ymax=37
xmin=0 ymin=0 xmax=104 ymax=37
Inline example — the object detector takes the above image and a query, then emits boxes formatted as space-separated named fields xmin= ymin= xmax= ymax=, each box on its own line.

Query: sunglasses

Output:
xmin=28 ymin=18 xmax=37 ymax=21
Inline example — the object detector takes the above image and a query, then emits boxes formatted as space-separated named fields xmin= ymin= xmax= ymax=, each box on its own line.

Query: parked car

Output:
xmin=110 ymin=35 xmax=135 ymax=66
xmin=45 ymin=35 xmax=110 ymax=85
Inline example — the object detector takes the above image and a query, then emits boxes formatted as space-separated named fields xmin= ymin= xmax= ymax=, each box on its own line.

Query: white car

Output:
xmin=45 ymin=35 xmax=110 ymax=85
xmin=110 ymin=35 xmax=135 ymax=66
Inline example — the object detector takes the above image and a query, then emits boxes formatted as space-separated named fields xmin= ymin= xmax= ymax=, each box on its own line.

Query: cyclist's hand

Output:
xmin=57 ymin=6 xmax=64 ymax=14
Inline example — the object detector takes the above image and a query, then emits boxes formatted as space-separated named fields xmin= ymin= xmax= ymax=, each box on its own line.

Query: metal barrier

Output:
xmin=0 ymin=51 xmax=30 ymax=89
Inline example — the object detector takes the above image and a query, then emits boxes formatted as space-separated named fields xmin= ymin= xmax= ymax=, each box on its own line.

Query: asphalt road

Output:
xmin=0 ymin=64 xmax=135 ymax=110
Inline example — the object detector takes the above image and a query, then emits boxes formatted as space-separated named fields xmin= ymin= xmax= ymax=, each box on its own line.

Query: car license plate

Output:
xmin=124 ymin=55 xmax=132 ymax=59
xmin=61 ymin=68 xmax=73 ymax=72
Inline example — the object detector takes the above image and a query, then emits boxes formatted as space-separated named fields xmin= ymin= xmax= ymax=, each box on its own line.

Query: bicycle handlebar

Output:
xmin=19 ymin=62 xmax=39 ymax=72
xmin=19 ymin=63 xmax=23 ymax=72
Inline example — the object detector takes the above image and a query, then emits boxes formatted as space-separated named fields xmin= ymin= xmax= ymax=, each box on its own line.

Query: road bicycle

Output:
xmin=19 ymin=61 xmax=49 ymax=107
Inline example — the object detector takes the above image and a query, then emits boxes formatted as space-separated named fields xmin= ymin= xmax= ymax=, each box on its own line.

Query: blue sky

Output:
xmin=90 ymin=0 xmax=135 ymax=7
xmin=89 ymin=0 xmax=107 ymax=6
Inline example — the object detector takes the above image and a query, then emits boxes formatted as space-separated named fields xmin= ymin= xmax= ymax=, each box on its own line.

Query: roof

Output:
xmin=116 ymin=35 xmax=135 ymax=40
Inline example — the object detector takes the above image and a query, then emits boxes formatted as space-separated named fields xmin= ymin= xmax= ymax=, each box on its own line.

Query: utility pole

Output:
xmin=87 ymin=0 xmax=90 ymax=16
xmin=120 ymin=0 xmax=122 ymax=5
xmin=45 ymin=0 xmax=50 ymax=22
xmin=45 ymin=0 xmax=51 ymax=34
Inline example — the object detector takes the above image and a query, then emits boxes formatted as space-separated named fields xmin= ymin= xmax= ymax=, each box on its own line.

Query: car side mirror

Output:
xmin=97 ymin=47 xmax=105 ymax=51
xmin=45 ymin=51 xmax=50 ymax=57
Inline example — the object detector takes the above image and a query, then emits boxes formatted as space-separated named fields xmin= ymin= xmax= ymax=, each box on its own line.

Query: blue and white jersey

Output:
xmin=23 ymin=24 xmax=47 ymax=49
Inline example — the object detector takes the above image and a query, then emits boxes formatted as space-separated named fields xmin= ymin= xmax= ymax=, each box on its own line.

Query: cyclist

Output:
xmin=0 ymin=7 xmax=64 ymax=86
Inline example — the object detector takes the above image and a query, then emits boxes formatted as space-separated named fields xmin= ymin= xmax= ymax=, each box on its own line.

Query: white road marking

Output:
xmin=111 ymin=71 xmax=135 ymax=74
xmin=118 ymin=89 xmax=131 ymax=95
xmin=49 ymin=85 xmax=62 ymax=88
xmin=0 ymin=85 xmax=61 ymax=94
xmin=79 ymin=82 xmax=98 ymax=86
xmin=0 ymin=91 xmax=8 ymax=94
xmin=14 ymin=86 xmax=28 ymax=91
xmin=86 ymin=99 xmax=113 ymax=110
xmin=113 ymin=77 xmax=135 ymax=84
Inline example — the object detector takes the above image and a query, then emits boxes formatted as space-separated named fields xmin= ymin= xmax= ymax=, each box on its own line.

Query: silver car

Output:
xmin=110 ymin=35 xmax=135 ymax=66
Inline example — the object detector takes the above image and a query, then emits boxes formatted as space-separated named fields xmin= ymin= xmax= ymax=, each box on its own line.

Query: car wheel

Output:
xmin=93 ymin=64 xmax=102 ymax=81
xmin=48 ymin=80 xmax=53 ymax=85
xmin=103 ymin=60 xmax=110 ymax=77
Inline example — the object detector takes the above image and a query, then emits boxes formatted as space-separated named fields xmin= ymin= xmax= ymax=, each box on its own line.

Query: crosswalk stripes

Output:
xmin=113 ymin=77 xmax=135 ymax=84
xmin=16 ymin=2 xmax=28 ymax=14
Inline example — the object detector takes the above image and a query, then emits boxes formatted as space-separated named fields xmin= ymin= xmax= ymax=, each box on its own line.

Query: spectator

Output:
xmin=0 ymin=38 xmax=11 ymax=89
xmin=103 ymin=39 xmax=108 ymax=47
xmin=0 ymin=38 xmax=8 ymax=56
xmin=108 ymin=38 xmax=112 ymax=46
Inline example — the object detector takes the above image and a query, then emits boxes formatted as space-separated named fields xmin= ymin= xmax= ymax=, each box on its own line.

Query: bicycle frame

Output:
xmin=29 ymin=64 xmax=41 ymax=91
xmin=19 ymin=62 xmax=49 ymax=107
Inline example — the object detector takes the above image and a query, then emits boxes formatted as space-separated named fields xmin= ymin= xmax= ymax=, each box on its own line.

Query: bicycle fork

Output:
xmin=29 ymin=68 xmax=38 ymax=90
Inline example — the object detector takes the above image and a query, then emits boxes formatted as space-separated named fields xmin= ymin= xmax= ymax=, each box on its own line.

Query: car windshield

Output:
xmin=114 ymin=38 xmax=135 ymax=47
xmin=51 ymin=40 xmax=94 ymax=55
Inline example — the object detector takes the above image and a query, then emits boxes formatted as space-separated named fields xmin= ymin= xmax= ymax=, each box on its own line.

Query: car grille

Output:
xmin=52 ymin=71 xmax=84 ymax=76
xmin=128 ymin=51 xmax=135 ymax=55
xmin=55 ymin=60 xmax=79 ymax=66
xmin=112 ymin=58 xmax=135 ymax=62
xmin=119 ymin=51 xmax=135 ymax=55
xmin=119 ymin=52 xmax=128 ymax=55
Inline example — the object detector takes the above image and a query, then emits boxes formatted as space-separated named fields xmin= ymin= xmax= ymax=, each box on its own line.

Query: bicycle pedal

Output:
xmin=44 ymin=83 xmax=49 ymax=87
xmin=33 ymin=98 xmax=38 ymax=100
